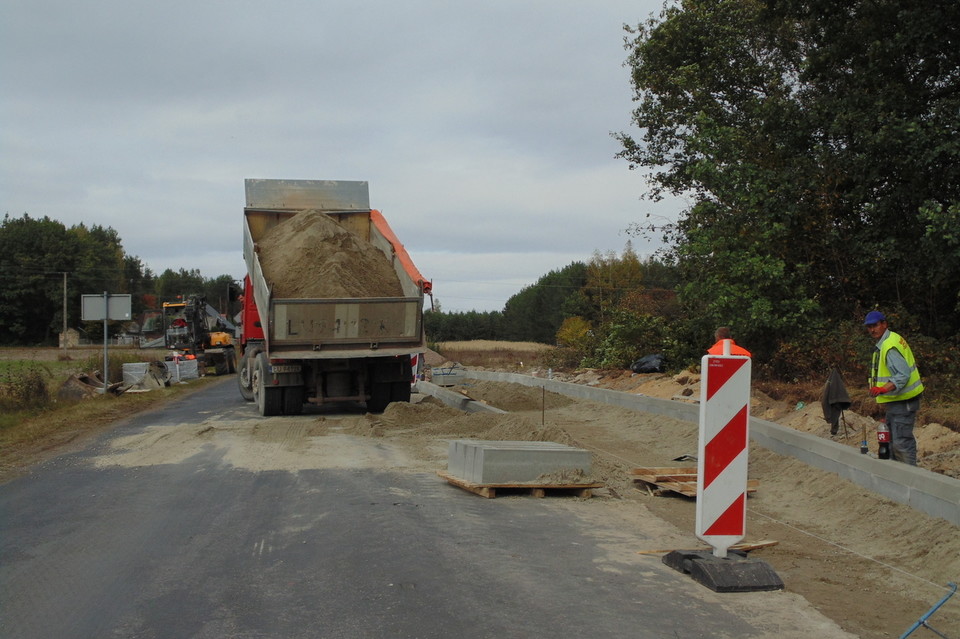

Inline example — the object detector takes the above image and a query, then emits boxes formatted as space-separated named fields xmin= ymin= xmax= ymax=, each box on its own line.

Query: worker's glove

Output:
xmin=870 ymin=386 xmax=887 ymax=397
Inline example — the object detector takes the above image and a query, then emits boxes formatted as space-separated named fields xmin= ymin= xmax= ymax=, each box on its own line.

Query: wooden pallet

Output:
xmin=438 ymin=471 xmax=602 ymax=499
xmin=631 ymin=467 xmax=759 ymax=497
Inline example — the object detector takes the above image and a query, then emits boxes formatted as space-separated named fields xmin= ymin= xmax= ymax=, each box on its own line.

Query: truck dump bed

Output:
xmin=243 ymin=179 xmax=426 ymax=359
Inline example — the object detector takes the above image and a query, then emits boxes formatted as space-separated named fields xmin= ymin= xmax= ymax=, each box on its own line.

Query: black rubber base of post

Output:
xmin=663 ymin=550 xmax=785 ymax=593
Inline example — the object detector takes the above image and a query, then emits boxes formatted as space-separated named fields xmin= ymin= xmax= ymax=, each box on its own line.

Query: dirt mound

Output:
xmin=258 ymin=211 xmax=403 ymax=298
xmin=380 ymin=399 xmax=463 ymax=427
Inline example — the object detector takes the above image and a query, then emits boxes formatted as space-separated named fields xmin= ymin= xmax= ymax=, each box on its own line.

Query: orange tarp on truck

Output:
xmin=370 ymin=209 xmax=432 ymax=295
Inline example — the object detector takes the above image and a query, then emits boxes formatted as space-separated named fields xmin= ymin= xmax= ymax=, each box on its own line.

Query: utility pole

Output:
xmin=62 ymin=272 xmax=68 ymax=356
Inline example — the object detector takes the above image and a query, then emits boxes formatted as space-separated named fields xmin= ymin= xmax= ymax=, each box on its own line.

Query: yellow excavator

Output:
xmin=162 ymin=295 xmax=236 ymax=375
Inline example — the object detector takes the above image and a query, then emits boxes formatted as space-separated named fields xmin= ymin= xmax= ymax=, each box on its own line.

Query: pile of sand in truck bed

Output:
xmin=258 ymin=210 xmax=404 ymax=299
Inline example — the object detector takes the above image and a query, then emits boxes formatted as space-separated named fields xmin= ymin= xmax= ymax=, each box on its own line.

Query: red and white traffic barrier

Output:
xmin=696 ymin=342 xmax=751 ymax=557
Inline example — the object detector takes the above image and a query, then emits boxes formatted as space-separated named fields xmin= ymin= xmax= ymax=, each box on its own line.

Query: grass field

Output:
xmin=431 ymin=340 xmax=552 ymax=370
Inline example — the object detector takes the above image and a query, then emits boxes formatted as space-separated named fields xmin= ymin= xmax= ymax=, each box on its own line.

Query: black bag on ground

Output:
xmin=630 ymin=354 xmax=664 ymax=374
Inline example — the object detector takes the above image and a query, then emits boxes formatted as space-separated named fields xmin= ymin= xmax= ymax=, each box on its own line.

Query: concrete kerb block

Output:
xmin=414 ymin=381 xmax=507 ymax=414
xmin=447 ymin=440 xmax=470 ymax=479
xmin=447 ymin=440 xmax=591 ymax=484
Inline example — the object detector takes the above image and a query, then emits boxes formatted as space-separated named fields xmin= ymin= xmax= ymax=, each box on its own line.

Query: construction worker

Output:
xmin=707 ymin=326 xmax=751 ymax=356
xmin=864 ymin=310 xmax=924 ymax=465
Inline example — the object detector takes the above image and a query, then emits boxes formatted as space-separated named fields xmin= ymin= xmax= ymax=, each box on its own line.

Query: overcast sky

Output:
xmin=1 ymin=0 xmax=683 ymax=313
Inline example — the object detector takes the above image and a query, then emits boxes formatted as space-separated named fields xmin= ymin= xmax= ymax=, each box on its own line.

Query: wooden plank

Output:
xmin=635 ymin=473 xmax=698 ymax=482
xmin=631 ymin=466 xmax=698 ymax=477
xmin=657 ymin=481 xmax=698 ymax=497
xmin=631 ymin=467 xmax=760 ymax=498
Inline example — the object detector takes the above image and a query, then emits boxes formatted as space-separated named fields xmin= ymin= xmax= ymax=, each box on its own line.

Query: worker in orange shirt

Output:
xmin=707 ymin=326 xmax=751 ymax=357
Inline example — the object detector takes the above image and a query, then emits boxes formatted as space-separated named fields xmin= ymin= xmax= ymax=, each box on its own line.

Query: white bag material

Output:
xmin=165 ymin=359 xmax=199 ymax=381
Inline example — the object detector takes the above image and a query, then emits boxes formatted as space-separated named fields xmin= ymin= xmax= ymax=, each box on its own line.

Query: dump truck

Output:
xmin=237 ymin=179 xmax=431 ymax=416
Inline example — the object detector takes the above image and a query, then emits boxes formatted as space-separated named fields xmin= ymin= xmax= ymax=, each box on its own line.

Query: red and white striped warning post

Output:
xmin=696 ymin=341 xmax=751 ymax=558
xmin=410 ymin=353 xmax=421 ymax=386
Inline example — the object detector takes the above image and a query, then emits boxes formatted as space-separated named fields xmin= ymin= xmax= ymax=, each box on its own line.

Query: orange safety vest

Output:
xmin=707 ymin=339 xmax=751 ymax=357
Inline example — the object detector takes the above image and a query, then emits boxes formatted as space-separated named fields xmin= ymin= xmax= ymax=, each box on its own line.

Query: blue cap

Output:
xmin=863 ymin=311 xmax=886 ymax=325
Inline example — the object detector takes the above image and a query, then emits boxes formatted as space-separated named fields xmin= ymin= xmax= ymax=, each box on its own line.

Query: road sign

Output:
xmin=81 ymin=292 xmax=132 ymax=394
xmin=696 ymin=350 xmax=751 ymax=558
xmin=82 ymin=294 xmax=132 ymax=321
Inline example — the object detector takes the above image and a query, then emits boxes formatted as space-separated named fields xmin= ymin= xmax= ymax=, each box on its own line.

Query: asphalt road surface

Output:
xmin=0 ymin=379 xmax=847 ymax=638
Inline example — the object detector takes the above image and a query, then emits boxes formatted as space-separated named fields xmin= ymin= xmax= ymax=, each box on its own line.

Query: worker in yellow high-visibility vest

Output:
xmin=864 ymin=310 xmax=924 ymax=465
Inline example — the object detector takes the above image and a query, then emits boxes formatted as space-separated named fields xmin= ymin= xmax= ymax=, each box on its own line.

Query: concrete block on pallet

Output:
xmin=447 ymin=439 xmax=474 ymax=479
xmin=447 ymin=440 xmax=591 ymax=484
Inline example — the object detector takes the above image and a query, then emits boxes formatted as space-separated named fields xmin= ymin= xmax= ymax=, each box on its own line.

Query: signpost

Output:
xmin=81 ymin=293 xmax=132 ymax=393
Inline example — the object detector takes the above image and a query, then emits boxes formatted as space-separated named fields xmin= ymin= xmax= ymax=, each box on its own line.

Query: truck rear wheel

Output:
xmin=238 ymin=350 xmax=256 ymax=401
xmin=254 ymin=353 xmax=282 ymax=416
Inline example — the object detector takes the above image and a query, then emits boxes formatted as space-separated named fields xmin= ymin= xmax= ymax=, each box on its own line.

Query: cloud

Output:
xmin=1 ymin=0 xmax=678 ymax=313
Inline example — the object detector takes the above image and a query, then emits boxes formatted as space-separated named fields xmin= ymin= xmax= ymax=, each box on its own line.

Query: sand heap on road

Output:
xmin=258 ymin=211 xmax=404 ymax=299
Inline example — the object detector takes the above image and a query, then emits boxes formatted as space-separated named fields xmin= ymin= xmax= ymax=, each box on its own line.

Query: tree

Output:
xmin=0 ymin=215 xmax=131 ymax=344
xmin=155 ymin=268 xmax=206 ymax=304
xmin=583 ymin=310 xmax=671 ymax=369
xmin=501 ymin=262 xmax=588 ymax=343
xmin=123 ymin=255 xmax=155 ymax=317
xmin=70 ymin=222 xmax=130 ymax=340
xmin=617 ymin=0 xmax=821 ymax=357
xmin=423 ymin=309 xmax=503 ymax=343
xmin=0 ymin=214 xmax=242 ymax=345
xmin=618 ymin=0 xmax=960 ymax=354
xmin=583 ymin=244 xmax=645 ymax=323
xmin=202 ymin=275 xmax=241 ymax=321
xmin=0 ymin=215 xmax=69 ymax=343
xmin=787 ymin=0 xmax=960 ymax=336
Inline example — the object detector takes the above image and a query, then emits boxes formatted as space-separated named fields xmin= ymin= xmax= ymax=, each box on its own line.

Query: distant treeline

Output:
xmin=0 ymin=213 xmax=237 ymax=345
xmin=425 ymin=250 xmax=680 ymax=347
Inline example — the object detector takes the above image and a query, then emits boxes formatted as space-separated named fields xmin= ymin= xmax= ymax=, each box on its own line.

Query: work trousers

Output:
xmin=884 ymin=396 xmax=921 ymax=466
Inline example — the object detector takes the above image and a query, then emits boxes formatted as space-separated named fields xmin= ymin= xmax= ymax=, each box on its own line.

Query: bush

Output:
xmin=582 ymin=311 xmax=669 ymax=369
xmin=0 ymin=363 xmax=52 ymax=411
xmin=539 ymin=346 xmax=584 ymax=371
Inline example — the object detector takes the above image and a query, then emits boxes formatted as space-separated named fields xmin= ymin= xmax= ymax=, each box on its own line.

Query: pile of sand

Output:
xmin=258 ymin=211 xmax=404 ymax=299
